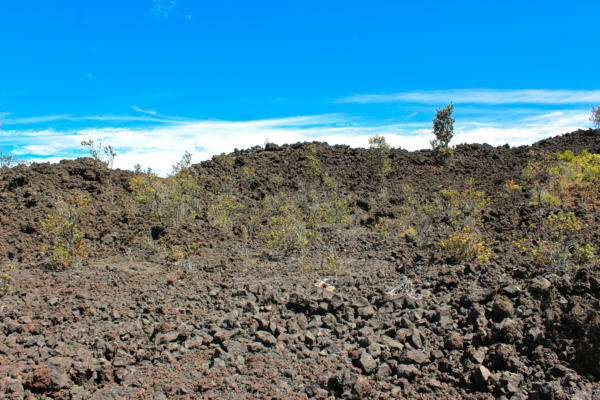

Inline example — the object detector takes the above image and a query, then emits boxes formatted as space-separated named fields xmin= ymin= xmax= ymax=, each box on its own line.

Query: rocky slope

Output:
xmin=1 ymin=129 xmax=599 ymax=399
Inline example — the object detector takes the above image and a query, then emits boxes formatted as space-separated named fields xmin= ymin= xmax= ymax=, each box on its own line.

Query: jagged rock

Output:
xmin=0 ymin=377 xmax=25 ymax=397
xmin=354 ymin=376 xmax=372 ymax=398
xmin=530 ymin=277 xmax=552 ymax=295
xmin=155 ymin=330 xmax=179 ymax=344
xmin=409 ymin=328 xmax=424 ymax=348
xmin=469 ymin=348 xmax=486 ymax=364
xmin=500 ymin=372 xmax=523 ymax=394
xmin=305 ymin=331 xmax=316 ymax=345
xmin=376 ymin=363 xmax=392 ymax=379
xmin=24 ymin=364 xmax=71 ymax=392
xmin=491 ymin=295 xmax=514 ymax=322
xmin=3 ymin=319 xmax=21 ymax=334
xmin=471 ymin=365 xmax=491 ymax=389
xmin=255 ymin=330 xmax=277 ymax=347
xmin=357 ymin=306 xmax=376 ymax=319
xmin=528 ymin=381 xmax=568 ymax=400
xmin=359 ymin=351 xmax=377 ymax=374
xmin=380 ymin=335 xmax=404 ymax=352
xmin=402 ymin=349 xmax=429 ymax=364
xmin=446 ymin=332 xmax=464 ymax=350
xmin=396 ymin=364 xmax=420 ymax=379
xmin=329 ymin=294 xmax=345 ymax=310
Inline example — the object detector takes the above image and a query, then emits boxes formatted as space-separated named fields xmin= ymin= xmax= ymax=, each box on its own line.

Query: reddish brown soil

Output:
xmin=1 ymin=129 xmax=599 ymax=399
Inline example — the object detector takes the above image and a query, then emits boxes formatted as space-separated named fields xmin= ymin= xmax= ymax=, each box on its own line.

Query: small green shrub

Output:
xmin=0 ymin=264 xmax=13 ymax=296
xmin=434 ymin=186 xmax=488 ymax=228
xmin=320 ymin=245 xmax=347 ymax=276
xmin=374 ymin=217 xmax=415 ymax=240
xmin=504 ymin=179 xmax=522 ymax=200
xmin=539 ymin=193 xmax=560 ymax=208
xmin=368 ymin=135 xmax=392 ymax=188
xmin=269 ymin=174 xmax=283 ymax=189
xmin=522 ymin=150 xmax=600 ymax=209
xmin=261 ymin=193 xmax=319 ymax=258
xmin=81 ymin=139 xmax=116 ymax=168
xmin=441 ymin=225 xmax=491 ymax=263
xmin=521 ymin=151 xmax=561 ymax=208
xmin=240 ymin=224 xmax=249 ymax=260
xmin=40 ymin=192 xmax=89 ymax=268
xmin=520 ymin=211 xmax=591 ymax=270
xmin=305 ymin=144 xmax=322 ymax=190
xmin=81 ymin=139 xmax=117 ymax=202
xmin=208 ymin=195 xmax=243 ymax=230
xmin=164 ymin=239 xmax=202 ymax=262
xmin=130 ymin=152 xmax=202 ymax=227
xmin=576 ymin=244 xmax=596 ymax=265
xmin=396 ymin=185 xmax=433 ymax=246
xmin=432 ymin=181 xmax=491 ymax=263
xmin=314 ymin=196 xmax=354 ymax=225
xmin=0 ymin=151 xmax=28 ymax=168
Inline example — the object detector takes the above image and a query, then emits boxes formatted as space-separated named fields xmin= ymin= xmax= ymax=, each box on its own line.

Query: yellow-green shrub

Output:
xmin=434 ymin=186 xmax=488 ymax=227
xmin=208 ymin=195 xmax=243 ymax=230
xmin=521 ymin=211 xmax=592 ymax=270
xmin=441 ymin=226 xmax=491 ymax=263
xmin=40 ymin=192 xmax=89 ymax=268
xmin=261 ymin=193 xmax=319 ymax=256
xmin=314 ymin=196 xmax=354 ymax=225
xmin=522 ymin=150 xmax=600 ymax=209
xmin=130 ymin=152 xmax=202 ymax=226
xmin=305 ymin=144 xmax=322 ymax=190
xmin=320 ymin=245 xmax=347 ymax=276
xmin=368 ymin=135 xmax=392 ymax=188
xmin=0 ymin=264 xmax=13 ymax=296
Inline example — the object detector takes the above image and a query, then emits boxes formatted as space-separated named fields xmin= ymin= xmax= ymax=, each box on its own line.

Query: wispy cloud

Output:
xmin=3 ymin=115 xmax=72 ymax=125
xmin=1 ymin=109 xmax=592 ymax=176
xmin=130 ymin=106 xmax=191 ymax=122
xmin=339 ymin=89 xmax=600 ymax=105
xmin=131 ymin=106 xmax=158 ymax=116
xmin=150 ymin=0 xmax=177 ymax=17
xmin=1 ymin=113 xmax=191 ymax=126
xmin=150 ymin=0 xmax=191 ymax=19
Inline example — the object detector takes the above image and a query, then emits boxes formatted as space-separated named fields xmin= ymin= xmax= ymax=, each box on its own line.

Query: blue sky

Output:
xmin=1 ymin=1 xmax=599 ymax=174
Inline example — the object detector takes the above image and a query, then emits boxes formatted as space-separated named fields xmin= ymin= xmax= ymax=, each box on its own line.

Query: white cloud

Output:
xmin=339 ymin=89 xmax=600 ymax=105
xmin=1 ymin=113 xmax=189 ymax=126
xmin=149 ymin=0 xmax=192 ymax=20
xmin=150 ymin=0 xmax=177 ymax=18
xmin=131 ymin=106 xmax=158 ymax=116
xmin=1 ymin=109 xmax=593 ymax=176
xmin=3 ymin=115 xmax=72 ymax=125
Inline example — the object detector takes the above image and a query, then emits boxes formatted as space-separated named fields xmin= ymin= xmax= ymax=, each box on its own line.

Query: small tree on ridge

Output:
xmin=430 ymin=103 xmax=455 ymax=162
xmin=591 ymin=106 xmax=600 ymax=129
